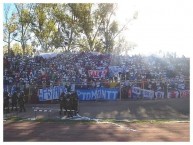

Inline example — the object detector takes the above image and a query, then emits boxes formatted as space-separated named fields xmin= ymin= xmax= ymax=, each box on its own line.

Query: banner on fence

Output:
xmin=38 ymin=86 xmax=67 ymax=101
xmin=179 ymin=90 xmax=189 ymax=98
xmin=131 ymin=87 xmax=141 ymax=98
xmin=37 ymin=86 xmax=189 ymax=101
xmin=88 ymin=70 xmax=108 ymax=78
xmin=155 ymin=91 xmax=165 ymax=99
xmin=142 ymin=89 xmax=154 ymax=99
xmin=77 ymin=88 xmax=119 ymax=101
xmin=168 ymin=90 xmax=180 ymax=98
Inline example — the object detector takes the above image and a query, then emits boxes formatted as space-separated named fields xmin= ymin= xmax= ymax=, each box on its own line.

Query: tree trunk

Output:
xmin=86 ymin=34 xmax=93 ymax=51
xmin=22 ymin=43 xmax=25 ymax=55
xmin=8 ymin=33 xmax=11 ymax=55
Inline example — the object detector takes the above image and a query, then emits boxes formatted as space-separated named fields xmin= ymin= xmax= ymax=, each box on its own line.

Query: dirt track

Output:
xmin=3 ymin=98 xmax=190 ymax=142
xmin=4 ymin=121 xmax=189 ymax=141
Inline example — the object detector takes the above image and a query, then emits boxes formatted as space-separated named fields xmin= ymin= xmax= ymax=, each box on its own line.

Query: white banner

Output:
xmin=132 ymin=87 xmax=141 ymax=95
xmin=38 ymin=86 xmax=67 ymax=101
xmin=155 ymin=91 xmax=165 ymax=99
xmin=168 ymin=90 xmax=180 ymax=98
xmin=179 ymin=90 xmax=190 ymax=98
xmin=142 ymin=89 xmax=154 ymax=99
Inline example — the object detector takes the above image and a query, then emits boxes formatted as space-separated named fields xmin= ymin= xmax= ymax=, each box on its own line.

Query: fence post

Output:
xmin=166 ymin=81 xmax=169 ymax=98
xmin=119 ymin=81 xmax=122 ymax=100
xmin=28 ymin=86 xmax=31 ymax=104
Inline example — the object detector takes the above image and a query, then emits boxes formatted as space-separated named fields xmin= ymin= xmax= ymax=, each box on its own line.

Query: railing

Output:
xmin=3 ymin=79 xmax=190 ymax=103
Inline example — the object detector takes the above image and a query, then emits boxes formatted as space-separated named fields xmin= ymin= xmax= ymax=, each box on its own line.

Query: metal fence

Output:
xmin=15 ymin=78 xmax=189 ymax=103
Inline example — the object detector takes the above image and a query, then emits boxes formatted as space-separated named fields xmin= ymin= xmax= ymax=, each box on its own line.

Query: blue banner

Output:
xmin=131 ymin=87 xmax=154 ymax=99
xmin=131 ymin=87 xmax=141 ymax=99
xmin=77 ymin=88 xmax=119 ymax=101
xmin=141 ymin=89 xmax=154 ymax=99
xmin=38 ymin=86 xmax=67 ymax=101
xmin=155 ymin=91 xmax=165 ymax=99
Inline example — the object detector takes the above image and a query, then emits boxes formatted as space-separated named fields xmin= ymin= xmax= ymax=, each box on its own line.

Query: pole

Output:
xmin=120 ymin=74 xmax=122 ymax=100
xmin=29 ymin=85 xmax=31 ymax=104
xmin=119 ymin=82 xmax=121 ymax=100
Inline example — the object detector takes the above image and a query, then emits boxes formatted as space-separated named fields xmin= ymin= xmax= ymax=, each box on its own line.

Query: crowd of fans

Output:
xmin=3 ymin=51 xmax=190 ymax=99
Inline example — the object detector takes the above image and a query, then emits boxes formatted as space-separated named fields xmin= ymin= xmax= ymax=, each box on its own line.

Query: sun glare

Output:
xmin=117 ymin=0 xmax=193 ymax=57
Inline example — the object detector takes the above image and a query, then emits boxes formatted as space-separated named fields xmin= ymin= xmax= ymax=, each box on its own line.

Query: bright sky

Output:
xmin=2 ymin=0 xmax=193 ymax=57
xmin=116 ymin=0 xmax=193 ymax=57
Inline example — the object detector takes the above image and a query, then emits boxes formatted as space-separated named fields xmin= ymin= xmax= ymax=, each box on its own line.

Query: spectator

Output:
xmin=3 ymin=51 xmax=189 ymax=100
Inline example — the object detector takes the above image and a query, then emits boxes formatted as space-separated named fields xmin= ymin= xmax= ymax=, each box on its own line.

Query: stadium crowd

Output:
xmin=3 ymin=51 xmax=190 ymax=102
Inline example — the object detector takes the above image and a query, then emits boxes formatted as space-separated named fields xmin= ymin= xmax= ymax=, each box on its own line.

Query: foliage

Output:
xmin=12 ymin=43 xmax=23 ymax=55
xmin=49 ymin=4 xmax=78 ymax=51
xmin=97 ymin=3 xmax=118 ymax=53
xmin=113 ymin=36 xmax=137 ymax=55
xmin=14 ymin=3 xmax=33 ymax=54
xmin=3 ymin=45 xmax=8 ymax=54
xmin=3 ymin=3 xmax=136 ymax=54
xmin=3 ymin=4 xmax=18 ymax=54
xmin=30 ymin=4 xmax=56 ymax=51
xmin=3 ymin=42 xmax=35 ymax=56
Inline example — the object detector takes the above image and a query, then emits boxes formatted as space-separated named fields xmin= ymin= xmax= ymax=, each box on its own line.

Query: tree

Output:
xmin=3 ymin=45 xmax=8 ymax=54
xmin=68 ymin=3 xmax=135 ymax=53
xmin=12 ymin=43 xmax=23 ymax=55
xmin=65 ymin=4 xmax=84 ymax=51
xmin=96 ymin=3 xmax=118 ymax=53
xmin=99 ymin=4 xmax=138 ymax=53
xmin=30 ymin=4 xmax=59 ymax=52
xmin=68 ymin=3 xmax=116 ymax=52
xmin=14 ymin=3 xmax=33 ymax=54
xmin=49 ymin=4 xmax=78 ymax=51
xmin=3 ymin=3 xmax=137 ymax=54
xmin=25 ymin=44 xmax=35 ymax=56
xmin=113 ymin=36 xmax=137 ymax=55
xmin=112 ymin=12 xmax=138 ymax=54
xmin=68 ymin=3 xmax=94 ymax=51
xmin=3 ymin=4 xmax=18 ymax=54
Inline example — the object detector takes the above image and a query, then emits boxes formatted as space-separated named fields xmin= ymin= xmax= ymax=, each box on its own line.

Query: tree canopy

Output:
xmin=3 ymin=3 xmax=137 ymax=55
